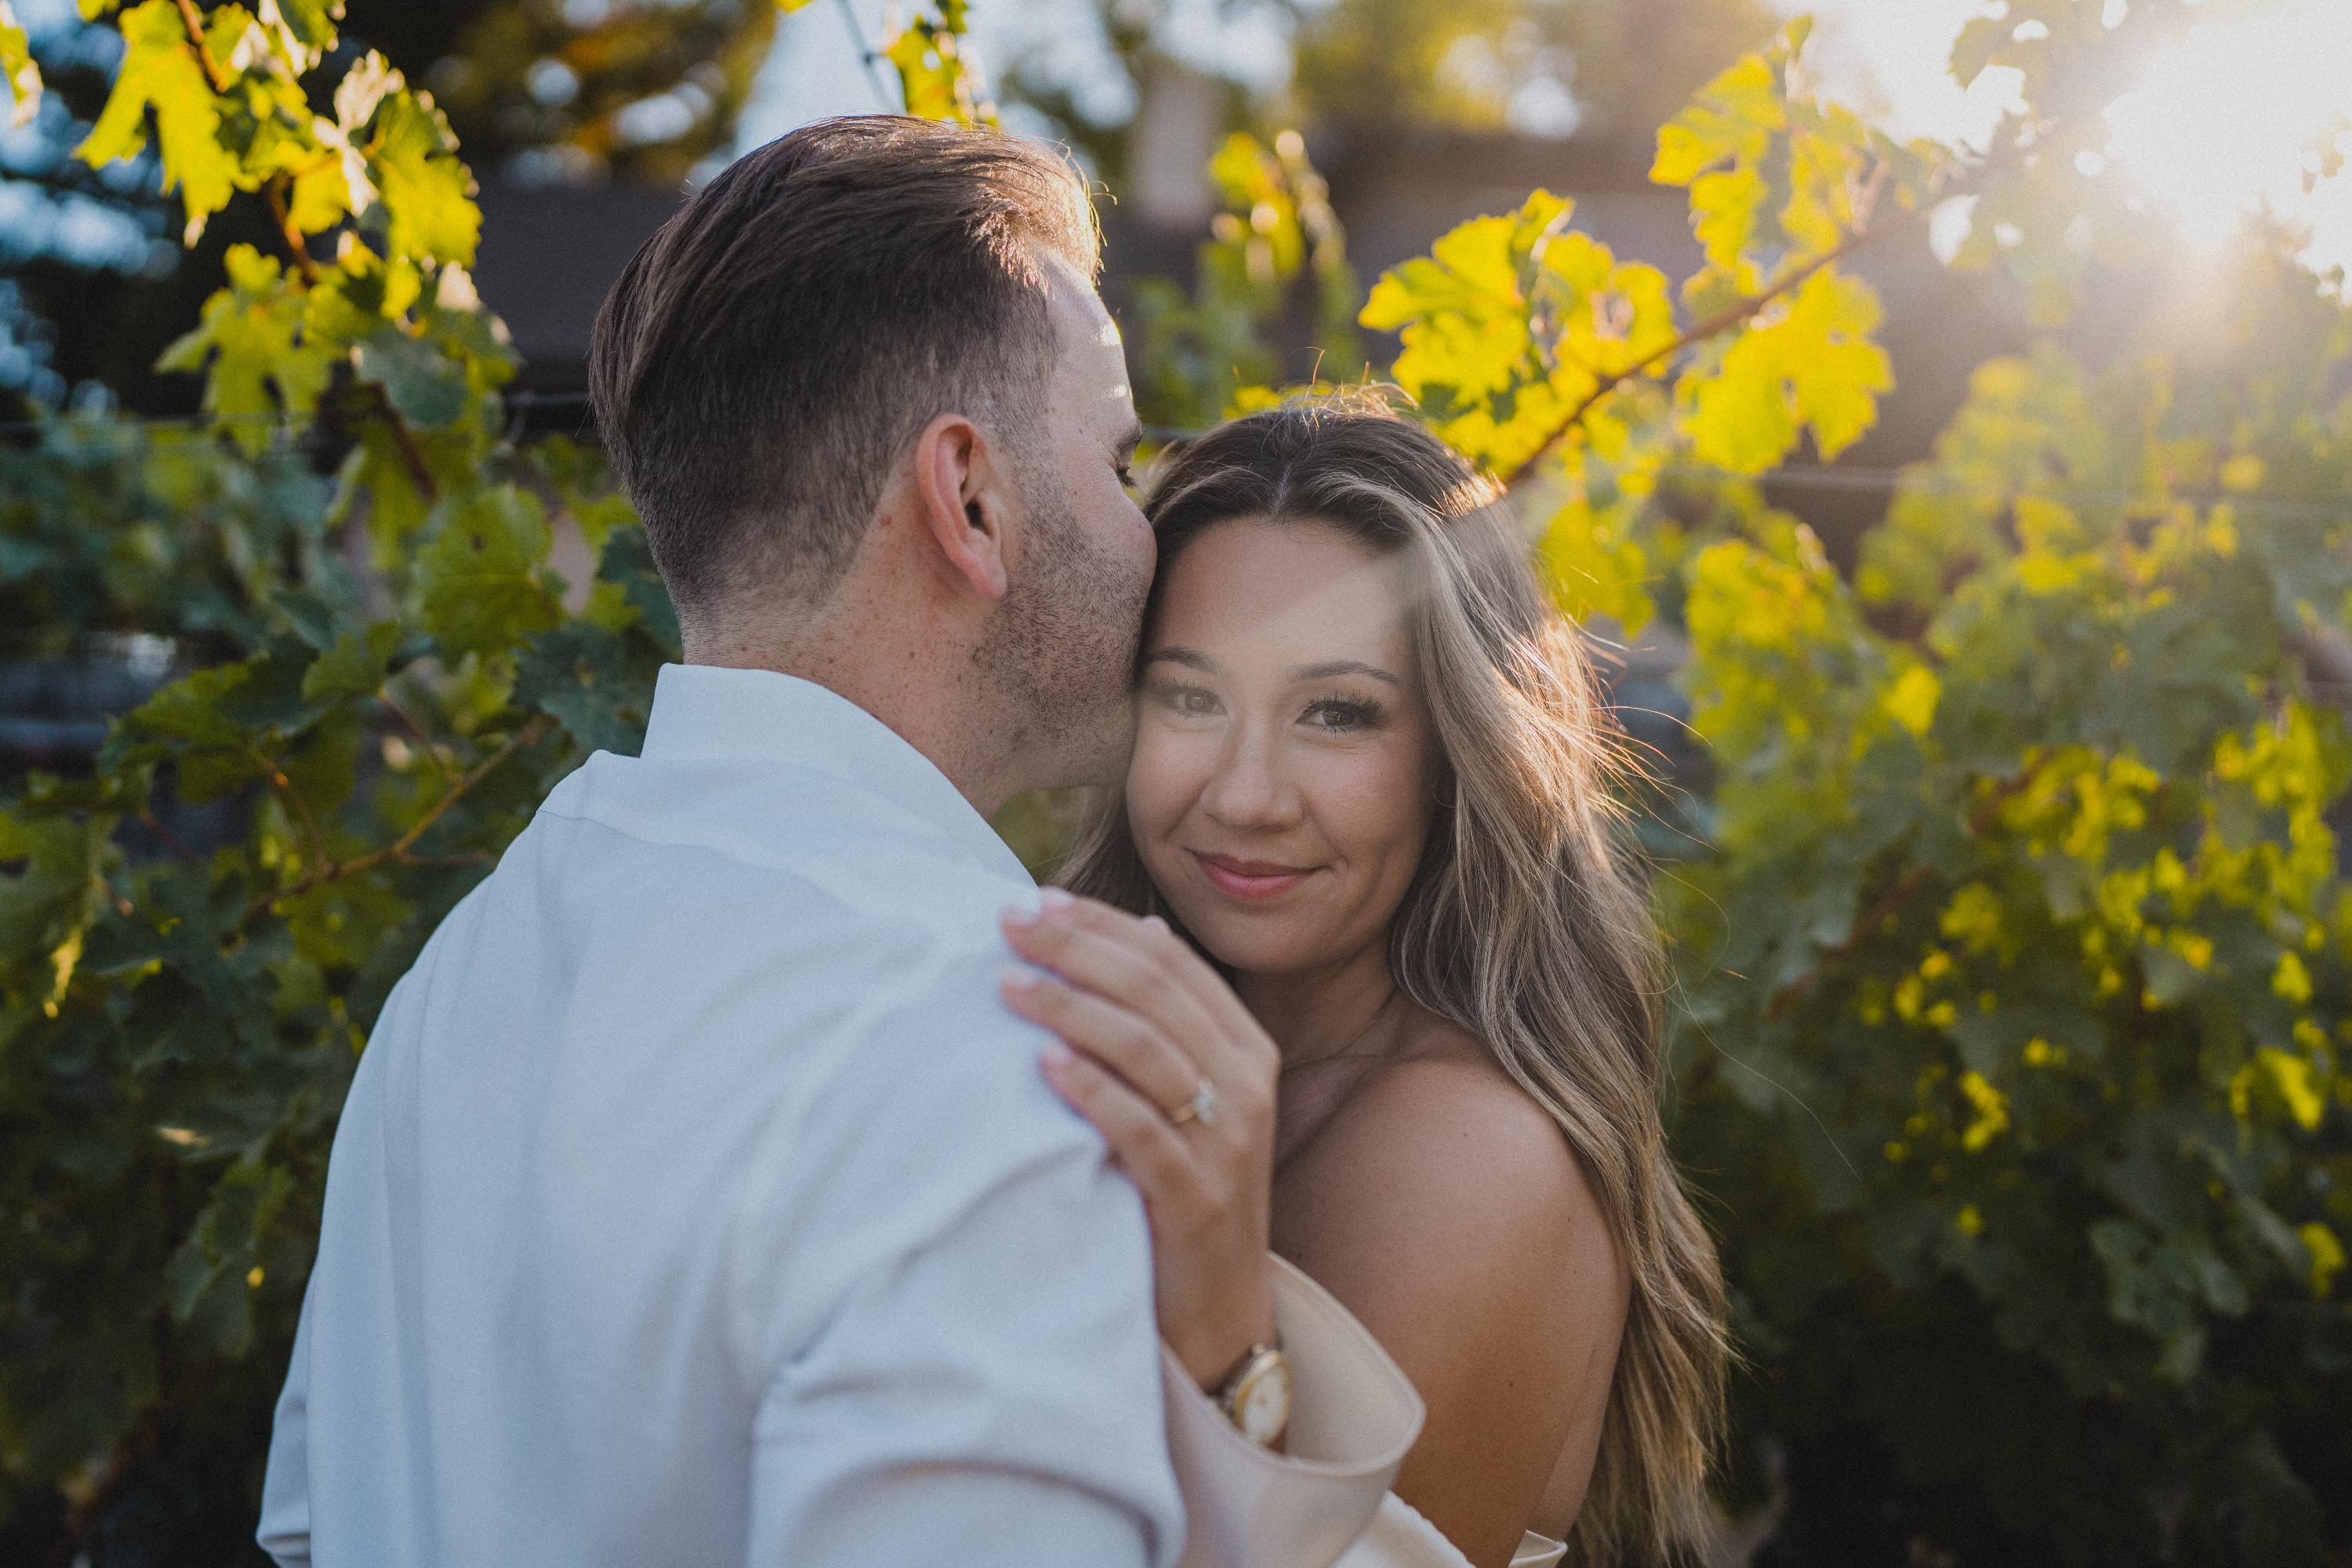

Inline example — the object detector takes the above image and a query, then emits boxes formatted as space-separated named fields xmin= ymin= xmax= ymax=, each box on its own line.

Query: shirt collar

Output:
xmin=639 ymin=663 xmax=1014 ymax=869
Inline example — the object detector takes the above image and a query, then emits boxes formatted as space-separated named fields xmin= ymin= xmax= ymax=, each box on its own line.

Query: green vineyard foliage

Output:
xmin=0 ymin=1 xmax=2346 ymax=1562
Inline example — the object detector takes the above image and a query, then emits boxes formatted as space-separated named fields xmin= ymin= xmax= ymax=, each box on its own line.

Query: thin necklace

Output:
xmin=1276 ymin=985 xmax=1402 ymax=1076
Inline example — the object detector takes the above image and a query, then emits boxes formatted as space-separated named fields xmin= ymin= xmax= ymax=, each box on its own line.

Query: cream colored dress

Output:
xmin=1340 ymin=1492 xmax=1568 ymax=1567
xmin=1163 ymin=1253 xmax=1570 ymax=1568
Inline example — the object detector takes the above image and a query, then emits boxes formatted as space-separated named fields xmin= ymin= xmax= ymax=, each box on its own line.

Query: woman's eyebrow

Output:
xmin=1142 ymin=645 xmax=1217 ymax=673
xmin=1290 ymin=659 xmax=1403 ymax=688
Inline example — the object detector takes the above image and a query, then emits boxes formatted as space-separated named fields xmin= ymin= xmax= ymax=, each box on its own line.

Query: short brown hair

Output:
xmin=589 ymin=116 xmax=1098 ymax=625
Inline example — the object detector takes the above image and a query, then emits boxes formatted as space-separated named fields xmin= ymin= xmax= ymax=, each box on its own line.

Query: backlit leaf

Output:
xmin=0 ymin=2 xmax=42 ymax=127
xmin=78 ymin=0 xmax=238 ymax=242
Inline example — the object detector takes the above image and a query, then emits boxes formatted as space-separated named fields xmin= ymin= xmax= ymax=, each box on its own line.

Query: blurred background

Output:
xmin=4 ymin=2 xmax=2351 ymax=1565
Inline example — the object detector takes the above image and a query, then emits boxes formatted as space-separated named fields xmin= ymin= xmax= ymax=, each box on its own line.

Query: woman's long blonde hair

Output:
xmin=1058 ymin=396 xmax=1728 ymax=1564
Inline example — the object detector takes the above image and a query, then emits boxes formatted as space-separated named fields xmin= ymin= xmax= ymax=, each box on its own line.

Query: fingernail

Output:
xmin=1042 ymin=1040 xmax=1074 ymax=1071
xmin=1142 ymin=913 xmax=1168 ymax=932
xmin=1038 ymin=887 xmax=1075 ymax=912
xmin=1002 ymin=901 xmax=1036 ymax=927
xmin=1001 ymin=965 xmax=1036 ymax=994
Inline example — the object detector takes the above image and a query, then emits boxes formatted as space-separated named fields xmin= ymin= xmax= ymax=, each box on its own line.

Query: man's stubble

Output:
xmin=975 ymin=443 xmax=1149 ymax=791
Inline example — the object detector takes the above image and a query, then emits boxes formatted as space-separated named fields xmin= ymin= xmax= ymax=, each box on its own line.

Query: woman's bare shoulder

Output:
xmin=1271 ymin=1010 xmax=1629 ymax=1566
xmin=1273 ymin=1011 xmax=1618 ymax=1298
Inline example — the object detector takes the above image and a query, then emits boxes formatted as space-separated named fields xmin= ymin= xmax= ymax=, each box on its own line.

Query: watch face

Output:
xmin=1236 ymin=1355 xmax=1293 ymax=1445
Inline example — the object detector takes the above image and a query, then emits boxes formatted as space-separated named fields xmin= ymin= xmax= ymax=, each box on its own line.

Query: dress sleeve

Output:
xmin=1163 ymin=1254 xmax=1426 ymax=1568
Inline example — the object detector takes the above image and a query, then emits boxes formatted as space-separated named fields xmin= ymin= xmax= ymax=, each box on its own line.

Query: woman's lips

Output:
xmin=1192 ymin=851 xmax=1315 ymax=902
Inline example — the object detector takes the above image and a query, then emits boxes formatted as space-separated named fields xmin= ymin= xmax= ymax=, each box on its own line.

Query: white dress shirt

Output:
xmin=260 ymin=663 xmax=1418 ymax=1568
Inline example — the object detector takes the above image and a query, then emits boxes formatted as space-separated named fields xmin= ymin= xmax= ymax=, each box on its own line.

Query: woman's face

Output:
xmin=1126 ymin=517 xmax=1443 ymax=979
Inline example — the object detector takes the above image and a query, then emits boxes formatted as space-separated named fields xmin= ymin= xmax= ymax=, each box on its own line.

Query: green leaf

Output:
xmin=514 ymin=622 xmax=647 ymax=757
xmin=299 ymin=620 xmax=401 ymax=702
xmin=77 ymin=0 xmax=238 ymax=242
xmin=354 ymin=327 xmax=469 ymax=429
xmin=415 ymin=485 xmax=561 ymax=659
xmin=157 ymin=245 xmax=339 ymax=452
xmin=598 ymin=523 xmax=681 ymax=659
xmin=365 ymin=89 xmax=481 ymax=267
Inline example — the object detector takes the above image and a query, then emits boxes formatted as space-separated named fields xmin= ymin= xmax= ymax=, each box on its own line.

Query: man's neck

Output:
xmin=684 ymin=624 xmax=1026 ymax=819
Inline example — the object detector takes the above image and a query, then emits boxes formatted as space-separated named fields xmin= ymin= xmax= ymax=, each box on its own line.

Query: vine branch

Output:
xmin=249 ymin=714 xmax=550 ymax=917
xmin=1493 ymin=124 xmax=2061 ymax=495
xmin=172 ymin=0 xmax=229 ymax=93
xmin=262 ymin=177 xmax=321 ymax=288
xmin=376 ymin=686 xmax=456 ymax=782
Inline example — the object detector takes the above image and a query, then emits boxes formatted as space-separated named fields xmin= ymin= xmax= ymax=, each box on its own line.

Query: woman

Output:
xmin=1000 ymin=399 xmax=1728 ymax=1566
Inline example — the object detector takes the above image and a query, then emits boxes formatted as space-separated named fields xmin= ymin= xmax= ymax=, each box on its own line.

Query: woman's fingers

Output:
xmin=1001 ymin=966 xmax=1202 ymax=1118
xmin=1002 ymin=895 xmax=1240 ymax=1076
xmin=1040 ymin=1039 xmax=1207 ymax=1215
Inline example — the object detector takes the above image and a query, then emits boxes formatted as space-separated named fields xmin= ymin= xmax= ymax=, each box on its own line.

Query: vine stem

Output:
xmin=1499 ymin=165 xmax=1897 ymax=493
xmin=1501 ymin=223 xmax=1884 ymax=492
xmin=249 ymin=714 xmax=551 ymax=918
xmin=174 ymin=0 xmax=441 ymax=503
xmin=377 ymin=686 xmax=456 ymax=782
xmin=1764 ymin=750 xmax=2053 ymax=1021
xmin=251 ymin=745 xmax=330 ymax=873
xmin=262 ymin=178 xmax=322 ymax=288
xmin=171 ymin=0 xmax=228 ymax=93
xmin=371 ymin=384 xmax=444 ymax=505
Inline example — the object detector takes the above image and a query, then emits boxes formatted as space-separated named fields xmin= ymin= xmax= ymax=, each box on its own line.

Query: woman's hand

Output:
xmin=1001 ymin=889 xmax=1280 ymax=1392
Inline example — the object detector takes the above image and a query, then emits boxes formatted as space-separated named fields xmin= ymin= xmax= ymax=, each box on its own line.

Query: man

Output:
xmin=258 ymin=116 xmax=1413 ymax=1566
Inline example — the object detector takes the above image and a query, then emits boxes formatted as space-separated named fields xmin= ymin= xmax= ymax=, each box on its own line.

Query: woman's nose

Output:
xmin=1202 ymin=726 xmax=1301 ymax=830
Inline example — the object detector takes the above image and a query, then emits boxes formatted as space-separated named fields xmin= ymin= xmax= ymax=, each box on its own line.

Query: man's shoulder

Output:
xmin=532 ymin=748 xmax=1039 ymax=945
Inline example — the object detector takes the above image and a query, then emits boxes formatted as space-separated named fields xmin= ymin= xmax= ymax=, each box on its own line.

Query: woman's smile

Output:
xmin=1192 ymin=850 xmax=1319 ymax=901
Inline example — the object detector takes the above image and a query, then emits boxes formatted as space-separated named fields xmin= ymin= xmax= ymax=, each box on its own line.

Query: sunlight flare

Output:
xmin=2102 ymin=0 xmax=2352 ymax=270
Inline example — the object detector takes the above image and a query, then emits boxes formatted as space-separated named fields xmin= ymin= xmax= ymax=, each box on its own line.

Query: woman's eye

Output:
xmin=1303 ymin=696 xmax=1382 ymax=732
xmin=1116 ymin=464 xmax=1137 ymax=489
xmin=1149 ymin=682 xmax=1221 ymax=717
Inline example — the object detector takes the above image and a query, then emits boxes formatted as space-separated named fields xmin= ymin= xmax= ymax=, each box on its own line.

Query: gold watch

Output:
xmin=1212 ymin=1341 xmax=1293 ymax=1448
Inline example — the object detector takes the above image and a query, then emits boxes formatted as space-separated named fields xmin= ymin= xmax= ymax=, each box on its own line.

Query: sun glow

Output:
xmin=2101 ymin=0 xmax=2352 ymax=271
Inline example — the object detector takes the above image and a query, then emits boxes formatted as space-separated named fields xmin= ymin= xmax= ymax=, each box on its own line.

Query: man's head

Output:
xmin=590 ymin=116 xmax=1151 ymax=800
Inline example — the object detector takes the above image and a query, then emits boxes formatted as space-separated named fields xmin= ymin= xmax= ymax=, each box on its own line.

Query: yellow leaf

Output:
xmin=1539 ymin=232 xmax=1676 ymax=379
xmin=2274 ymin=950 xmax=2314 ymax=1005
xmin=2219 ymin=454 xmax=2266 ymax=492
xmin=2015 ymin=550 xmax=2088 ymax=594
xmin=1884 ymin=663 xmax=1940 ymax=737
xmin=155 ymin=243 xmax=336 ymax=451
xmin=0 ymin=2 xmax=40 ymax=128
xmin=1679 ymin=267 xmax=1890 ymax=474
xmin=1538 ymin=498 xmax=1653 ymax=636
xmin=1650 ymin=53 xmax=1784 ymax=186
xmin=78 ymin=0 xmax=238 ymax=241
xmin=1958 ymin=1070 xmax=2009 ymax=1151
xmin=2013 ymin=495 xmax=2079 ymax=552
xmin=1690 ymin=165 xmax=1767 ymax=270
xmin=368 ymin=89 xmax=481 ymax=267
xmin=2256 ymin=1045 xmax=2325 ymax=1130
xmin=2302 ymin=1222 xmax=2346 ymax=1298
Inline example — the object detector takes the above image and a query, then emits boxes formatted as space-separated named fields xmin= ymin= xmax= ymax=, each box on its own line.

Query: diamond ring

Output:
xmin=1167 ymin=1080 xmax=1221 ymax=1128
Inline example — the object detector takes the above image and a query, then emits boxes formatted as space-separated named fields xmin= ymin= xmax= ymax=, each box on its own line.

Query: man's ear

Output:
xmin=909 ymin=411 xmax=1013 ymax=603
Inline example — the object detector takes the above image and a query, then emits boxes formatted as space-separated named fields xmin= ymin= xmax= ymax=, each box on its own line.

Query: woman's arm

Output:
xmin=1273 ymin=1055 xmax=1628 ymax=1568
xmin=1000 ymin=890 xmax=1283 ymax=1389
